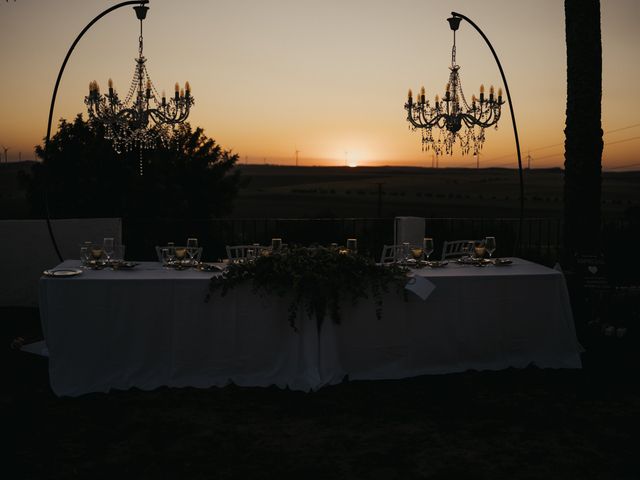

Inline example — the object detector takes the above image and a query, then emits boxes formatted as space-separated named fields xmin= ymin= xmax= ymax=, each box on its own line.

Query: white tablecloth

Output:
xmin=39 ymin=258 xmax=581 ymax=396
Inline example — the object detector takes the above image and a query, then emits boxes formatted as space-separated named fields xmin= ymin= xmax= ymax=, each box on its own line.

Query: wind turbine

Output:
xmin=295 ymin=147 xmax=300 ymax=167
xmin=1 ymin=145 xmax=9 ymax=163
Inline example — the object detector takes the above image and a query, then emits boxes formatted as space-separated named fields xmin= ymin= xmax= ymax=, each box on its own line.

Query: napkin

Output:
xmin=405 ymin=274 xmax=436 ymax=301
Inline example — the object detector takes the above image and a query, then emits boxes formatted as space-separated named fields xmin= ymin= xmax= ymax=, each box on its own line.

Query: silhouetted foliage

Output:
xmin=21 ymin=115 xmax=242 ymax=219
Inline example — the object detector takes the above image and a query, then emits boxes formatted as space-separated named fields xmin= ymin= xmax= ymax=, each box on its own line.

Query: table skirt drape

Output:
xmin=39 ymin=260 xmax=581 ymax=397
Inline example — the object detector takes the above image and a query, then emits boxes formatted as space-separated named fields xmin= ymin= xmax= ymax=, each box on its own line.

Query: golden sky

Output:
xmin=0 ymin=0 xmax=639 ymax=169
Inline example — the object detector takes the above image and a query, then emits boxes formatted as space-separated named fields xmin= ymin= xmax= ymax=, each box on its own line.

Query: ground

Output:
xmin=4 ymin=307 xmax=639 ymax=480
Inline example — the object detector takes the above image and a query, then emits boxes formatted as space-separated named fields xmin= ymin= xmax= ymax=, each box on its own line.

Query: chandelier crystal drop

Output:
xmin=404 ymin=17 xmax=503 ymax=156
xmin=85 ymin=3 xmax=194 ymax=173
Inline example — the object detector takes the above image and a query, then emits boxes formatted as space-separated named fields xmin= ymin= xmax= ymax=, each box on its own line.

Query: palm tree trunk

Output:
xmin=563 ymin=0 xmax=603 ymax=258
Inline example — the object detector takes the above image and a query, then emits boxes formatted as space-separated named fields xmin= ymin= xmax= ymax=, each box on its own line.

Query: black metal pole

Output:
xmin=451 ymin=11 xmax=525 ymax=255
xmin=43 ymin=1 xmax=149 ymax=262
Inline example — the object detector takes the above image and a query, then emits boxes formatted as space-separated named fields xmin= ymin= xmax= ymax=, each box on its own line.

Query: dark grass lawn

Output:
xmin=3 ymin=307 xmax=640 ymax=480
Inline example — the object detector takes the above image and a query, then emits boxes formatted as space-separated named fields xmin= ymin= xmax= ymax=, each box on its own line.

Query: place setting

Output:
xmin=155 ymin=237 xmax=224 ymax=272
xmin=454 ymin=237 xmax=512 ymax=267
xmin=79 ymin=238 xmax=137 ymax=271
xmin=396 ymin=237 xmax=449 ymax=269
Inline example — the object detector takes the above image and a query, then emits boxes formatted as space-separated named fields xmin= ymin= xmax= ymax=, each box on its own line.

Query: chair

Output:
xmin=226 ymin=245 xmax=268 ymax=261
xmin=441 ymin=240 xmax=475 ymax=260
xmin=379 ymin=244 xmax=405 ymax=264
xmin=394 ymin=216 xmax=425 ymax=247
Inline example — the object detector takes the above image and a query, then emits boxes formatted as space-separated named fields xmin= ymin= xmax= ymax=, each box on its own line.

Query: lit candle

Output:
xmin=175 ymin=82 xmax=180 ymax=100
xmin=407 ymin=88 xmax=413 ymax=105
xmin=435 ymin=94 xmax=440 ymax=108
xmin=445 ymin=83 xmax=450 ymax=100
xmin=479 ymin=84 xmax=485 ymax=102
xmin=146 ymin=79 xmax=151 ymax=99
xmin=108 ymin=78 xmax=114 ymax=96
xmin=489 ymin=85 xmax=494 ymax=101
xmin=185 ymin=81 xmax=191 ymax=98
xmin=180 ymin=88 xmax=185 ymax=98
xmin=162 ymin=90 xmax=166 ymax=106
xmin=497 ymin=87 xmax=503 ymax=103
xmin=420 ymin=86 xmax=426 ymax=104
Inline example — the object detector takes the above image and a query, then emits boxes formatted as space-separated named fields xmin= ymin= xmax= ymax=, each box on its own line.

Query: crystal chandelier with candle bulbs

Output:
xmin=404 ymin=17 xmax=503 ymax=156
xmin=84 ymin=3 xmax=194 ymax=173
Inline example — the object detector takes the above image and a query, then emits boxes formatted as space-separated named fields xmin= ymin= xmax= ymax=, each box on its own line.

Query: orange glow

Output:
xmin=0 ymin=1 xmax=637 ymax=169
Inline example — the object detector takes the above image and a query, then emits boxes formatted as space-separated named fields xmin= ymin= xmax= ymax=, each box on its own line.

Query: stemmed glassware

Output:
xmin=346 ymin=238 xmax=358 ymax=254
xmin=103 ymin=237 xmax=114 ymax=264
xmin=80 ymin=245 xmax=90 ymax=267
xmin=90 ymin=245 xmax=104 ymax=266
xmin=402 ymin=242 xmax=411 ymax=264
xmin=462 ymin=241 xmax=474 ymax=258
xmin=485 ymin=236 xmax=496 ymax=259
xmin=187 ymin=238 xmax=199 ymax=265
xmin=423 ymin=237 xmax=434 ymax=262
xmin=410 ymin=246 xmax=424 ymax=264
xmin=166 ymin=242 xmax=176 ymax=266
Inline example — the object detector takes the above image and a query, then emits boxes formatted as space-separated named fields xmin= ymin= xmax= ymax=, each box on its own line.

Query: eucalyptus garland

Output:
xmin=206 ymin=247 xmax=408 ymax=331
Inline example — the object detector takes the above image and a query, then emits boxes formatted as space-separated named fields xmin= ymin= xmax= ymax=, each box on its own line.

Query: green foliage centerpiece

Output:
xmin=206 ymin=247 xmax=408 ymax=331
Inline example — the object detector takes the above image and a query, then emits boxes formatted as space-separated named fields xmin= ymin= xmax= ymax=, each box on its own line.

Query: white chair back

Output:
xmin=394 ymin=216 xmax=425 ymax=247
xmin=380 ymin=244 xmax=405 ymax=264
xmin=226 ymin=245 xmax=267 ymax=260
xmin=441 ymin=240 xmax=475 ymax=260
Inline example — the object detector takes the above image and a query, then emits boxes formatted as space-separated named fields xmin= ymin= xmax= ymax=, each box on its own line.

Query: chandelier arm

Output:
xmin=43 ymin=0 xmax=149 ymax=262
xmin=406 ymin=107 xmax=443 ymax=129
xmin=451 ymin=11 xmax=524 ymax=254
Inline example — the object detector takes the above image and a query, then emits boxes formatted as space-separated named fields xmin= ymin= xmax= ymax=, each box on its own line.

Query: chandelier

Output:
xmin=85 ymin=3 xmax=194 ymax=173
xmin=404 ymin=17 xmax=503 ymax=156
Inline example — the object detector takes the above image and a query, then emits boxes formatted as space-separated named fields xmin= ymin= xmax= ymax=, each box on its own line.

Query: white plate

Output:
xmin=428 ymin=260 xmax=449 ymax=268
xmin=493 ymin=258 xmax=513 ymax=266
xmin=43 ymin=268 xmax=83 ymax=277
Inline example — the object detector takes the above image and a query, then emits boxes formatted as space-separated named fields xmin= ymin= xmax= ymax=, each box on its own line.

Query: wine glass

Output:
xmin=175 ymin=247 xmax=187 ymax=267
xmin=402 ymin=242 xmax=411 ymax=264
xmin=462 ymin=241 xmax=473 ymax=258
xmin=474 ymin=240 xmax=486 ymax=258
xmin=411 ymin=246 xmax=424 ymax=264
xmin=79 ymin=246 xmax=90 ymax=267
xmin=90 ymin=245 xmax=104 ymax=267
xmin=485 ymin=236 xmax=496 ymax=258
xmin=187 ymin=238 xmax=199 ymax=265
xmin=423 ymin=237 xmax=434 ymax=261
xmin=103 ymin=237 xmax=114 ymax=264
xmin=166 ymin=244 xmax=176 ymax=266
xmin=346 ymin=238 xmax=358 ymax=254
xmin=160 ymin=247 xmax=170 ymax=267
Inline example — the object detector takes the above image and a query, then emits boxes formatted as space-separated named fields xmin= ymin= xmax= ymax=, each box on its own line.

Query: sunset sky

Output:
xmin=0 ymin=0 xmax=639 ymax=169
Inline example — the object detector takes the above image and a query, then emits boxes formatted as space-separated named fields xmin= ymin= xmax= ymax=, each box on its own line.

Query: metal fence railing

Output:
xmin=123 ymin=217 xmax=570 ymax=265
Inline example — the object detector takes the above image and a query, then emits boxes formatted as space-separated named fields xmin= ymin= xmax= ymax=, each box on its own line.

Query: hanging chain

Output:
xmin=451 ymin=30 xmax=457 ymax=67
xmin=138 ymin=18 xmax=144 ymax=58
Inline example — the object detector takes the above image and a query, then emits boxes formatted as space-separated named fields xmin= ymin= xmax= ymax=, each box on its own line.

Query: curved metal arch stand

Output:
xmin=451 ymin=11 xmax=525 ymax=254
xmin=44 ymin=1 xmax=149 ymax=262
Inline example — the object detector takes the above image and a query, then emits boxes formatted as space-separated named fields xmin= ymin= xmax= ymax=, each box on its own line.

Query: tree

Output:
xmin=21 ymin=115 xmax=243 ymax=219
xmin=563 ymin=0 xmax=603 ymax=258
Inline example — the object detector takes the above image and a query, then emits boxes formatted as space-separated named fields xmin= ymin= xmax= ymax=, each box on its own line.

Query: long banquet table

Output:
xmin=39 ymin=258 xmax=582 ymax=396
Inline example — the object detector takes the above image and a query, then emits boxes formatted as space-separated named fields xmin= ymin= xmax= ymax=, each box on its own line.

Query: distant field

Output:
xmin=2 ymin=162 xmax=638 ymax=220
xmin=234 ymin=165 xmax=640 ymax=219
